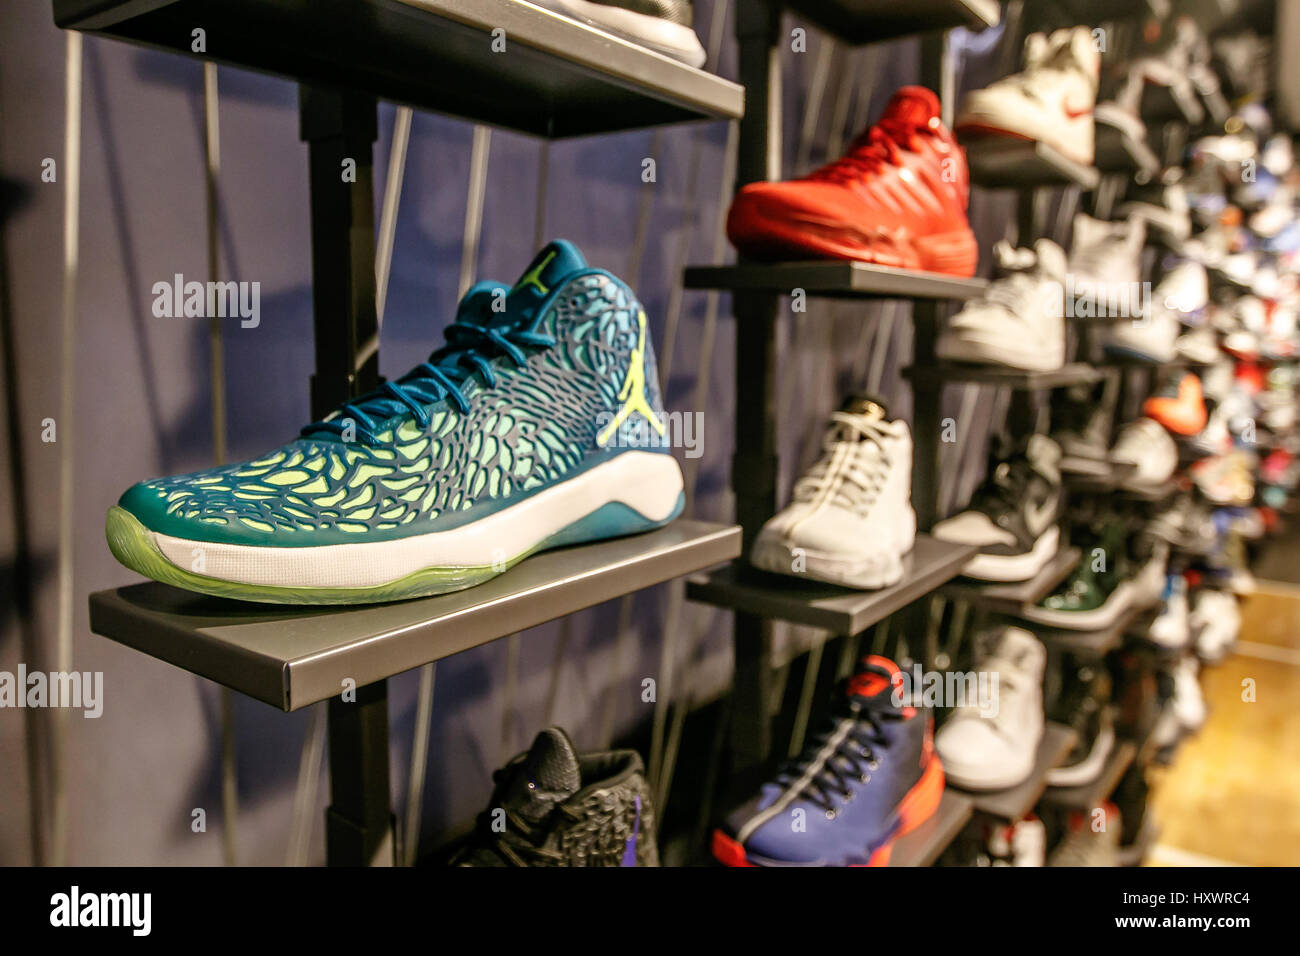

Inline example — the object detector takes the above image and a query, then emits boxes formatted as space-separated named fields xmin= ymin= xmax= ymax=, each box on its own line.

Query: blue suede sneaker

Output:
xmin=713 ymin=656 xmax=944 ymax=867
xmin=106 ymin=240 xmax=684 ymax=604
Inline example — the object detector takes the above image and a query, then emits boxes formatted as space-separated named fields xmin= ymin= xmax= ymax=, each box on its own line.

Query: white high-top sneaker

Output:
xmin=1068 ymin=214 xmax=1146 ymax=320
xmin=936 ymin=626 xmax=1046 ymax=791
xmin=937 ymin=239 xmax=1067 ymax=371
xmin=956 ymin=27 xmax=1100 ymax=165
xmin=751 ymin=397 xmax=915 ymax=590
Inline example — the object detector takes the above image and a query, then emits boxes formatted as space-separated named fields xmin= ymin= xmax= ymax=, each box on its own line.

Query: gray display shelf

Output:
xmin=686 ymin=535 xmax=976 ymax=636
xmin=889 ymin=790 xmax=975 ymax=867
xmin=942 ymin=546 xmax=1081 ymax=613
xmin=783 ymin=0 xmax=998 ymax=45
xmin=88 ymin=519 xmax=740 ymax=711
xmin=51 ymin=0 xmax=744 ymax=137
xmin=905 ymin=362 xmax=1102 ymax=390
xmin=957 ymin=722 xmax=1077 ymax=820
xmin=1042 ymin=741 xmax=1137 ymax=811
xmin=1026 ymin=600 xmax=1156 ymax=657
xmin=683 ymin=261 xmax=988 ymax=301
xmin=963 ymin=139 xmax=1101 ymax=190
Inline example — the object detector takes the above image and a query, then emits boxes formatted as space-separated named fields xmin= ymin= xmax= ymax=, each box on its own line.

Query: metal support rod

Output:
xmin=326 ymin=684 xmax=395 ymax=867
xmin=402 ymin=662 xmax=436 ymax=866
xmin=51 ymin=29 xmax=83 ymax=869
xmin=299 ymin=86 xmax=390 ymax=866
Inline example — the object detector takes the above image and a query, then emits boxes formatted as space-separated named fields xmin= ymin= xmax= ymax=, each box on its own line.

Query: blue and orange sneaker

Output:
xmin=106 ymin=240 xmax=685 ymax=604
xmin=713 ymin=656 xmax=944 ymax=867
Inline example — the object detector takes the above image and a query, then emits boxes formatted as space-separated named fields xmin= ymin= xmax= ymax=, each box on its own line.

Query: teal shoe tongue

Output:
xmin=502 ymin=239 xmax=588 ymax=327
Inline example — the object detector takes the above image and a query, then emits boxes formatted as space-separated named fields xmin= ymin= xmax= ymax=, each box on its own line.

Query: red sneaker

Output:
xmin=726 ymin=86 xmax=978 ymax=276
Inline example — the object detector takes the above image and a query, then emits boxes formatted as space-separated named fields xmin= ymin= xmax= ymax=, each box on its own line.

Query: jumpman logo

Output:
xmin=513 ymin=250 xmax=556 ymax=295
xmin=598 ymin=309 xmax=666 ymax=447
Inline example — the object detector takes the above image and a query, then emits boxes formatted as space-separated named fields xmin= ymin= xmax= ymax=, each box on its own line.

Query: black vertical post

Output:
xmin=728 ymin=0 xmax=784 ymax=772
xmin=298 ymin=86 xmax=393 ymax=867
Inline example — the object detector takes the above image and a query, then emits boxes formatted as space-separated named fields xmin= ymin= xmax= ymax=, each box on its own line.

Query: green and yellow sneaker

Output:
xmin=107 ymin=240 xmax=685 ymax=604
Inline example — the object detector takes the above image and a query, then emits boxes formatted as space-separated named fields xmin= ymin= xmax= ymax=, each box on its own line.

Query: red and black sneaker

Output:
xmin=726 ymin=86 xmax=978 ymax=276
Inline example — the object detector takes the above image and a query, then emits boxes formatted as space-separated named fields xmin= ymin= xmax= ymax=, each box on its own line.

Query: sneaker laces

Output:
xmin=807 ymin=116 xmax=927 ymax=184
xmin=302 ymin=318 xmax=557 ymax=443
xmin=791 ymin=412 xmax=893 ymax=516
xmin=775 ymin=695 xmax=903 ymax=814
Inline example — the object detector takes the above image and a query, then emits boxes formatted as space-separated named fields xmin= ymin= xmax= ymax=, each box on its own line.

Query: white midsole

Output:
xmin=961 ymin=525 xmax=1061 ymax=582
xmin=1020 ymin=582 xmax=1134 ymax=630
xmin=532 ymin=0 xmax=706 ymax=65
xmin=751 ymin=513 xmax=917 ymax=590
xmin=149 ymin=451 xmax=684 ymax=589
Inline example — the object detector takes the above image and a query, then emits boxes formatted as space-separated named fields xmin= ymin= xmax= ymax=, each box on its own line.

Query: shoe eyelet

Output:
xmin=868 ymin=759 xmax=880 ymax=771
xmin=825 ymin=809 xmax=837 ymax=820
xmin=859 ymin=773 xmax=871 ymax=784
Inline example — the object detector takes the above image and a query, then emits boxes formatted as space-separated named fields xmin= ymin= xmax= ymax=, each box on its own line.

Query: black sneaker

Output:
xmin=533 ymin=0 xmax=707 ymax=67
xmin=1046 ymin=663 xmax=1115 ymax=787
xmin=452 ymin=727 xmax=659 ymax=867
xmin=933 ymin=435 xmax=1063 ymax=582
xmin=1052 ymin=378 xmax=1119 ymax=475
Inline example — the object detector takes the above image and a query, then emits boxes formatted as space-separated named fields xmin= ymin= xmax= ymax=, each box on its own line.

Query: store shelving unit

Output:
xmin=889 ymin=791 xmax=975 ymax=867
xmin=687 ymin=536 xmax=976 ymax=635
xmin=89 ymin=521 xmax=740 ymax=711
xmin=941 ymin=546 xmax=1081 ymax=614
xmin=963 ymin=139 xmax=1101 ymax=190
xmin=65 ymin=0 xmax=744 ymax=866
xmin=683 ymin=261 xmax=987 ymax=300
xmin=682 ymin=0 xmax=1000 ymax=793
xmin=905 ymin=362 xmax=1103 ymax=390
xmin=782 ymin=0 xmax=999 ymax=44
xmin=52 ymin=0 xmax=744 ymax=136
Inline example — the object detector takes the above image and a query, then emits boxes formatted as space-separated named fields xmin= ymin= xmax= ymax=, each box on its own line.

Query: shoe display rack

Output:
xmin=46 ymin=0 xmax=1289 ymax=870
xmin=70 ymin=0 xmax=745 ymax=866
xmin=682 ymin=0 xmax=997 ymax=783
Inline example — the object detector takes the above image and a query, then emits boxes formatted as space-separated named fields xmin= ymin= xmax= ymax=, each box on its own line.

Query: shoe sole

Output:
xmin=531 ymin=0 xmax=707 ymax=66
xmin=728 ymin=203 xmax=978 ymax=277
xmin=711 ymin=755 xmax=946 ymax=867
xmin=106 ymin=451 xmax=684 ymax=604
xmin=1019 ymin=583 xmax=1134 ymax=631
xmin=936 ymin=334 xmax=1065 ymax=372
xmin=750 ymin=522 xmax=916 ymax=590
xmin=959 ymin=525 xmax=1061 ymax=582
xmin=1045 ymin=724 xmax=1115 ymax=788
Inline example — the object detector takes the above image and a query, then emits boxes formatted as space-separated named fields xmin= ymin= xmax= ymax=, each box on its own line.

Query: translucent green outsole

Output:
xmin=105 ymin=491 xmax=684 ymax=606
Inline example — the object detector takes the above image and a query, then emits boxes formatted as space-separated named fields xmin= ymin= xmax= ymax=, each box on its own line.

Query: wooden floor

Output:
xmin=1147 ymin=583 xmax=1300 ymax=866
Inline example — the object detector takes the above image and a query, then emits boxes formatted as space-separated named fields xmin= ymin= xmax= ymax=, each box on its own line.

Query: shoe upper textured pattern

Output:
xmin=119 ymin=267 xmax=671 ymax=548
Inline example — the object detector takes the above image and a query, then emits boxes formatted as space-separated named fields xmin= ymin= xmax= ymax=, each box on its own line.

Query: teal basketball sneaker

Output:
xmin=106 ymin=240 xmax=685 ymax=604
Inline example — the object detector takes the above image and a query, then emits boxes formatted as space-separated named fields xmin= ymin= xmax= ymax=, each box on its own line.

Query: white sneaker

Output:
xmin=1175 ymin=325 xmax=1221 ymax=365
xmin=751 ymin=397 xmax=915 ymax=589
xmin=1192 ymin=588 xmax=1240 ymax=663
xmin=1171 ymin=657 xmax=1207 ymax=731
xmin=937 ymin=239 xmax=1066 ymax=371
xmin=1103 ymin=310 xmax=1181 ymax=363
xmin=1148 ymin=574 xmax=1191 ymax=648
xmin=533 ymin=0 xmax=707 ymax=67
xmin=1154 ymin=261 xmax=1208 ymax=319
xmin=1118 ymin=177 xmax=1192 ymax=243
xmin=956 ymin=27 xmax=1099 ymax=165
xmin=936 ymin=627 xmax=1045 ymax=791
xmin=1110 ymin=418 xmax=1177 ymax=491
xmin=1068 ymin=214 xmax=1145 ymax=320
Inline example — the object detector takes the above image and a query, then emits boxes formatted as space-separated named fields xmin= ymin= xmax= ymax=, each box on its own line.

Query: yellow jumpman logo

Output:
xmin=598 ymin=309 xmax=666 ymax=446
xmin=513 ymin=250 xmax=556 ymax=295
